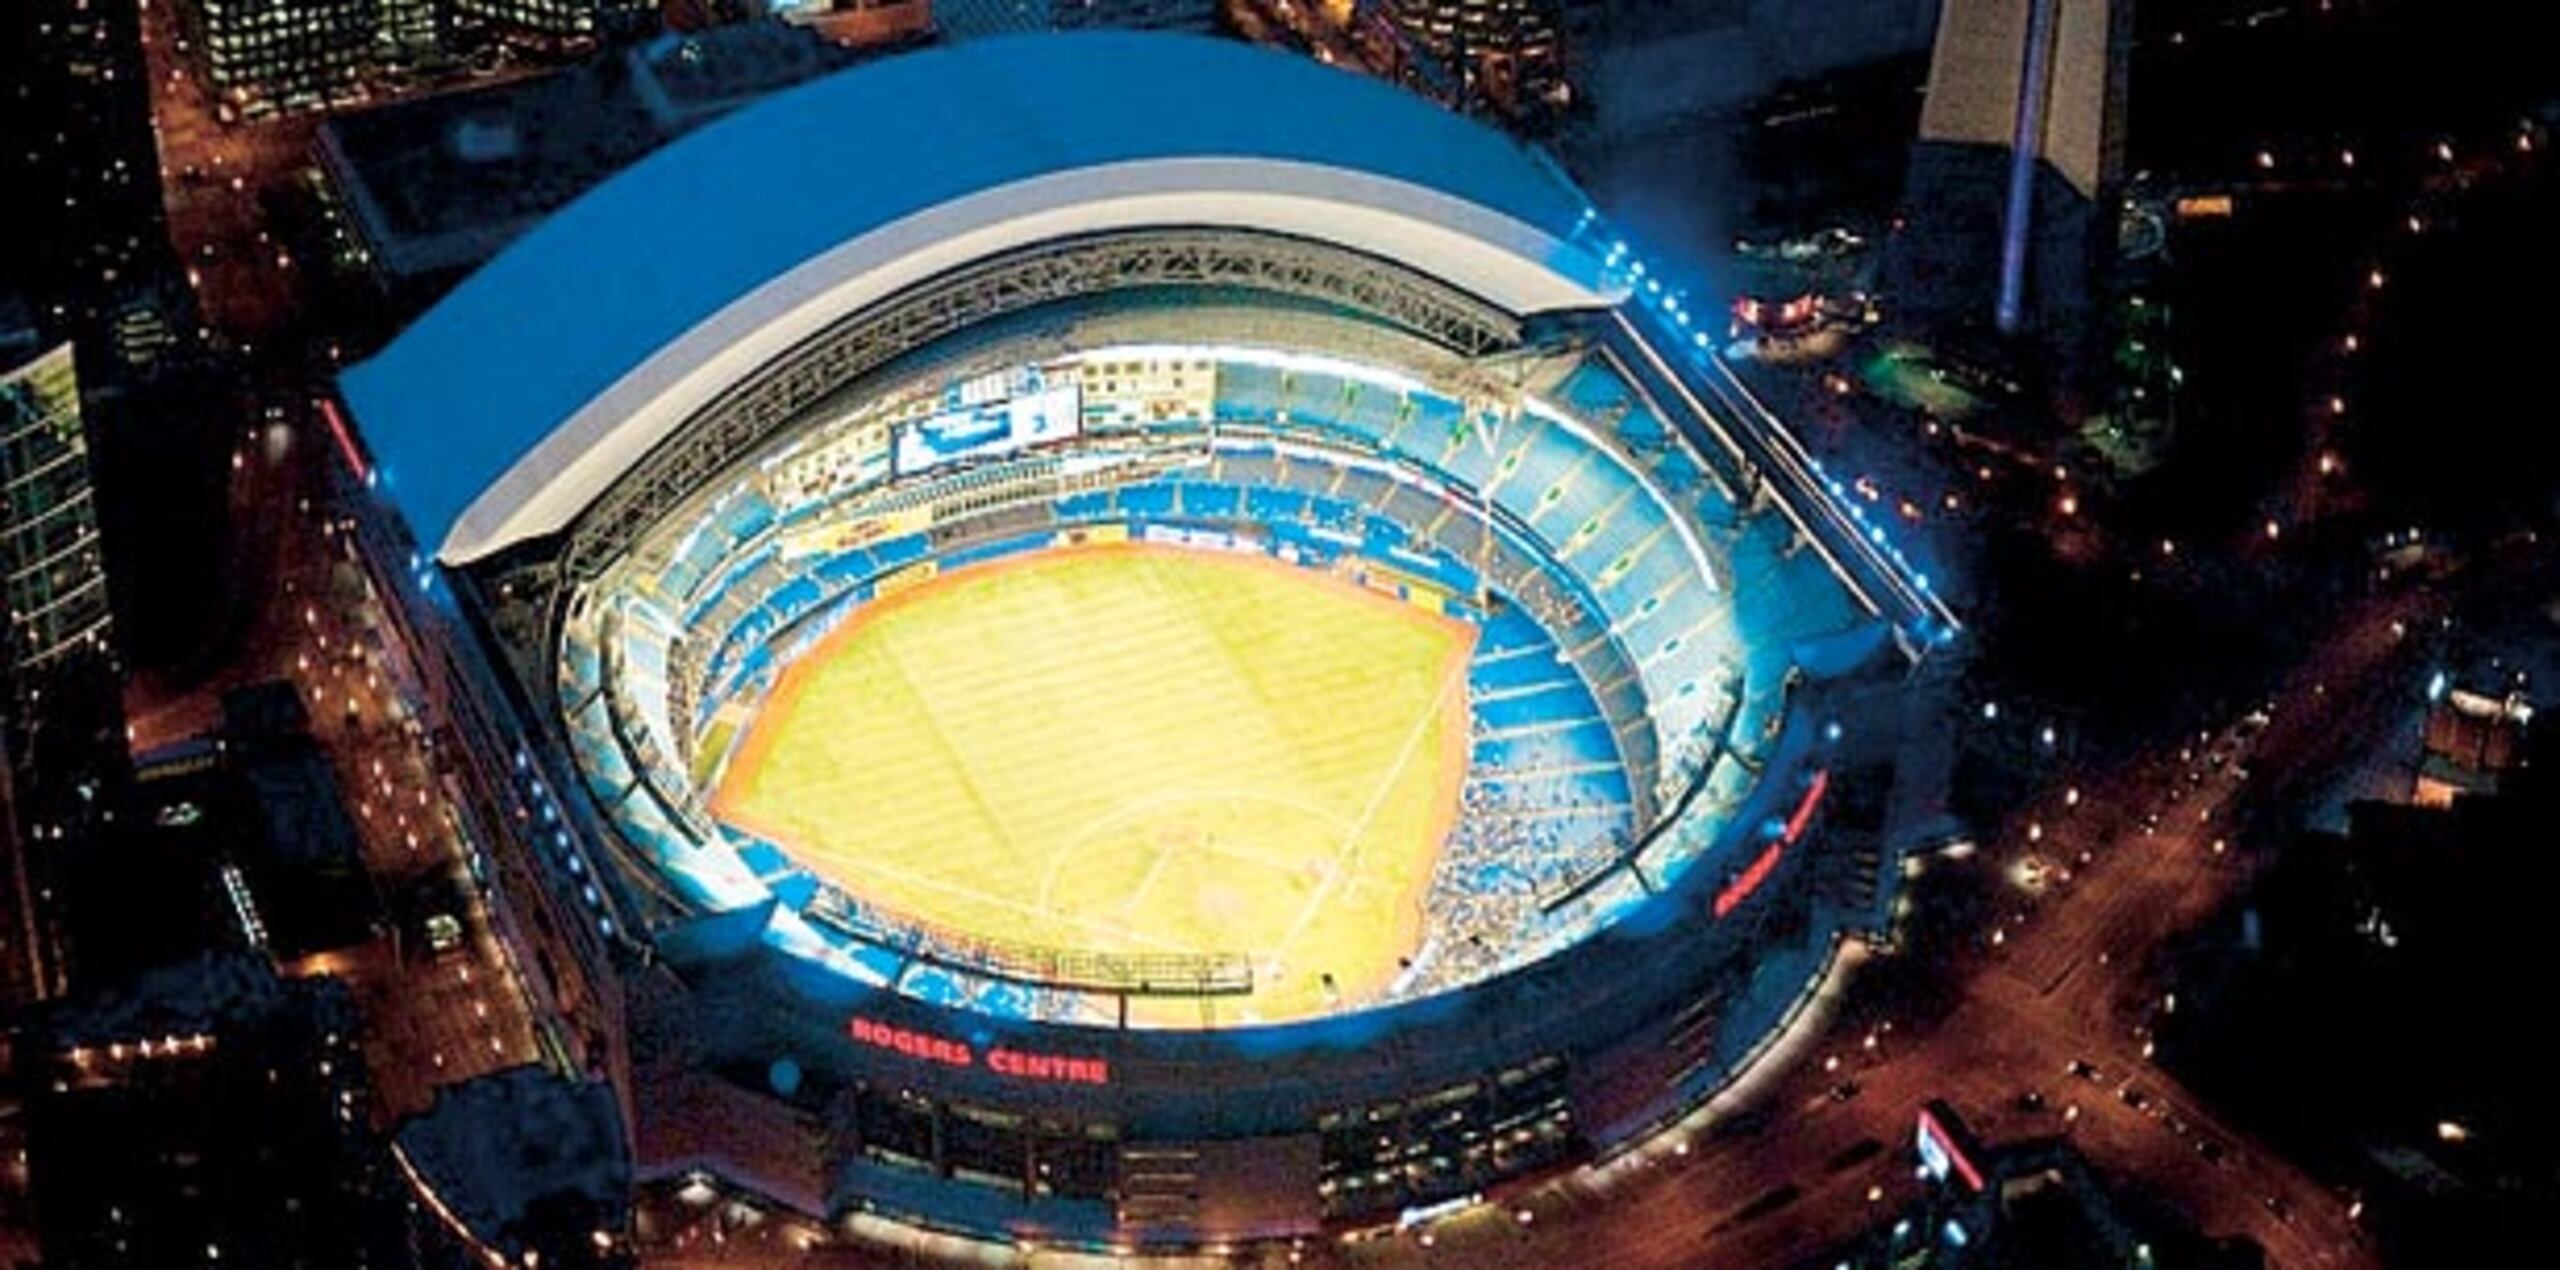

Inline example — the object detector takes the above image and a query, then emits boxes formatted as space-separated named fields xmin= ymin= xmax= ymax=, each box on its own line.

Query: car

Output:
xmin=2118 ymin=1085 xmax=2149 ymax=1110
xmin=2262 ymin=1194 xmax=2292 ymax=1223
xmin=2017 ymin=1090 xmax=2048 ymax=1113
xmin=1827 ymin=1080 xmax=1861 ymax=1103
xmin=2197 ymin=1138 xmax=2226 ymax=1163
xmin=2068 ymin=1059 xmax=2099 ymax=1080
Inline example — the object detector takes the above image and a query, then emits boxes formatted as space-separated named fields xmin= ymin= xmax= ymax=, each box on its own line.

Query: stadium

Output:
xmin=339 ymin=32 xmax=1955 ymax=1253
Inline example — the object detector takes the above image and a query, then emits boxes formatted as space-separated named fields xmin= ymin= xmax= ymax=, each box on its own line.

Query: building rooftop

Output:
xmin=37 ymin=950 xmax=288 ymax=1047
xmin=626 ymin=22 xmax=870 ymax=132
xmin=394 ymin=1065 xmax=632 ymax=1258
xmin=318 ymin=60 xmax=659 ymax=282
xmin=316 ymin=20 xmax=861 ymax=285
xmin=929 ymin=0 xmax=1052 ymax=41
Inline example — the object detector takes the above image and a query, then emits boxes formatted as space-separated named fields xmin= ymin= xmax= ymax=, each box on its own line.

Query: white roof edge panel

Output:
xmin=443 ymin=158 xmax=1608 ymax=563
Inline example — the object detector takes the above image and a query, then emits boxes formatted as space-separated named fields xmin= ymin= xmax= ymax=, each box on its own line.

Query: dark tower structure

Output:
xmin=1889 ymin=0 xmax=2133 ymax=384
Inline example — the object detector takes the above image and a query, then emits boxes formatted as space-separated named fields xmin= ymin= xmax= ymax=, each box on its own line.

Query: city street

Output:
xmin=664 ymin=580 xmax=2438 ymax=1270
xmin=1307 ymin=592 xmax=2434 ymax=1268
xmin=121 ymin=404 xmax=545 ymax=1124
xmin=1356 ymin=637 xmax=2392 ymax=1268
xmin=132 ymin=0 xmax=320 ymax=347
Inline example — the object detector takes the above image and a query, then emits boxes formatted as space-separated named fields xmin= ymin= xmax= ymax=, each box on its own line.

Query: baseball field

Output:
xmin=711 ymin=542 xmax=1475 ymax=1023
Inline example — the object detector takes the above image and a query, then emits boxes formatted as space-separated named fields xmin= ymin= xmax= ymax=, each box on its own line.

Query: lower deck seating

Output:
xmin=574 ymin=346 xmax=1877 ymax=1024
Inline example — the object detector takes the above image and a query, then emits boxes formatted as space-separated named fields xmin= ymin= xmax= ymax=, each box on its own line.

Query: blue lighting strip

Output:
xmin=1576 ymin=218 xmax=1961 ymax=651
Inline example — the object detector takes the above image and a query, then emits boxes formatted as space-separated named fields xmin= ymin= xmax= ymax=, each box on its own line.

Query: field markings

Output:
xmin=1118 ymin=846 xmax=1175 ymax=922
xmin=1271 ymin=643 xmax=1473 ymax=968
xmin=872 ymin=575 xmax=1058 ymax=878
xmin=798 ymin=840 xmax=1195 ymax=953
xmin=721 ymin=545 xmax=1477 ymax=1010
xmin=1038 ymin=786 xmax=1351 ymax=913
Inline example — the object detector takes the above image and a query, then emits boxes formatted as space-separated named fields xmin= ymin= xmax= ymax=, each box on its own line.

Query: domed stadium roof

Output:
xmin=341 ymin=32 xmax=1614 ymax=564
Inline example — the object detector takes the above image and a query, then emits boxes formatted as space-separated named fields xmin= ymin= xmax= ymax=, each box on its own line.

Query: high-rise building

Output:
xmin=0 ymin=341 xmax=127 ymax=1007
xmin=378 ymin=0 xmax=448 ymax=64
xmin=1 ymin=0 xmax=184 ymax=342
xmin=452 ymin=0 xmax=659 ymax=52
xmin=0 ymin=346 xmax=114 ymax=678
xmin=183 ymin=0 xmax=385 ymax=117
xmin=1 ymin=0 xmax=181 ymax=1009
xmin=173 ymin=0 xmax=669 ymax=116
xmin=1376 ymin=0 xmax=1566 ymax=124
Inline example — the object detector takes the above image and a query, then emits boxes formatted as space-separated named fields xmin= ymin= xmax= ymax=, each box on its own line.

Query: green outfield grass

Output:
xmin=711 ymin=542 xmax=1474 ymax=1024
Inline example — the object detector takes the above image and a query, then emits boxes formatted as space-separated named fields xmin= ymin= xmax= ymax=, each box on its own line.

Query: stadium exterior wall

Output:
xmin=627 ymin=696 xmax=1878 ymax=1246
